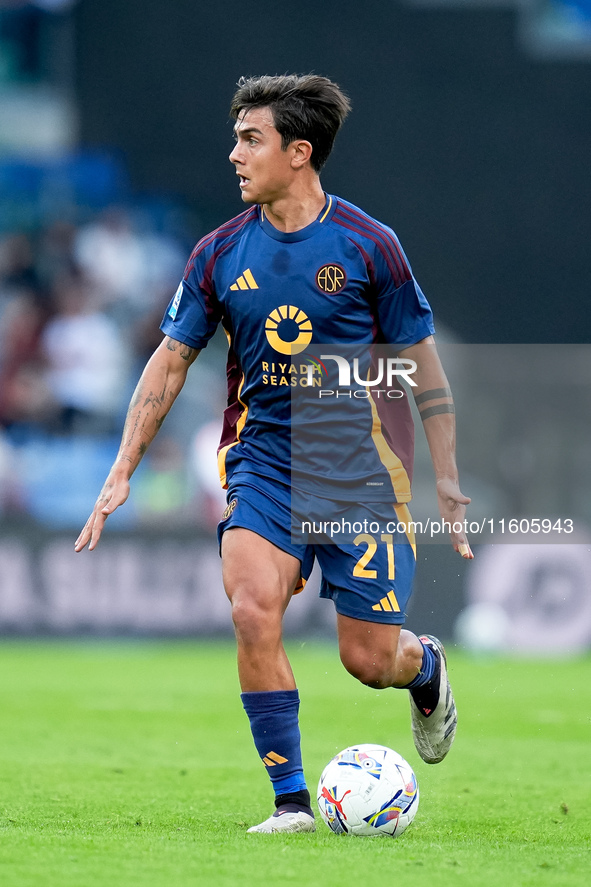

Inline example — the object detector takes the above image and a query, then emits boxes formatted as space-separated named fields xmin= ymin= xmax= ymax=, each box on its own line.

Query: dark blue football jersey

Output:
xmin=160 ymin=195 xmax=434 ymax=502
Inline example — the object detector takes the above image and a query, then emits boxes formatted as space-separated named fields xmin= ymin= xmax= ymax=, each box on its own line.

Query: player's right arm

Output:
xmin=74 ymin=335 xmax=200 ymax=552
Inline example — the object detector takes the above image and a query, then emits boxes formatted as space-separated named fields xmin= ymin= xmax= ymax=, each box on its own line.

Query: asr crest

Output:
xmin=316 ymin=263 xmax=347 ymax=294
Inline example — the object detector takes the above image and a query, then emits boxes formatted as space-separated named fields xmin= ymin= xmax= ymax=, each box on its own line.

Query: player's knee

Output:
xmin=339 ymin=647 xmax=394 ymax=689
xmin=229 ymin=587 xmax=282 ymax=647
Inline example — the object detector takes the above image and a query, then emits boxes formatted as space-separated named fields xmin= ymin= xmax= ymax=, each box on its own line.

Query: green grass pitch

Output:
xmin=0 ymin=641 xmax=589 ymax=887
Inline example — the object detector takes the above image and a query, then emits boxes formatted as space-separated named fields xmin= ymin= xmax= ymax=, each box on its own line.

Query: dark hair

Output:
xmin=230 ymin=74 xmax=351 ymax=173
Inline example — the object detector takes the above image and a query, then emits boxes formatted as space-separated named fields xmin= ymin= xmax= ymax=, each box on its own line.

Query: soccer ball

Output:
xmin=317 ymin=744 xmax=419 ymax=837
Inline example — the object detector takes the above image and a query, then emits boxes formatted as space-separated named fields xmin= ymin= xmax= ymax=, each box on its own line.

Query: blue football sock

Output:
xmin=404 ymin=640 xmax=437 ymax=689
xmin=241 ymin=689 xmax=308 ymax=797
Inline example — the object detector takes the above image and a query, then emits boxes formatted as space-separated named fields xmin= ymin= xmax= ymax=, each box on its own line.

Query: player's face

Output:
xmin=230 ymin=107 xmax=295 ymax=204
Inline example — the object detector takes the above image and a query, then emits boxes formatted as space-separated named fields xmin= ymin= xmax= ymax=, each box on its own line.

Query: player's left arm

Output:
xmin=397 ymin=335 xmax=474 ymax=559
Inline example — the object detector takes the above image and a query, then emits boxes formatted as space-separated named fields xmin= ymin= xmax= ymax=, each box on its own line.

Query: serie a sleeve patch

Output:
xmin=168 ymin=282 xmax=183 ymax=320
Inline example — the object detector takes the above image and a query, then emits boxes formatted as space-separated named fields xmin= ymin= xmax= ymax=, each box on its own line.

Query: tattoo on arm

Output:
xmin=414 ymin=387 xmax=452 ymax=405
xmin=129 ymin=388 xmax=142 ymax=410
xmin=180 ymin=345 xmax=195 ymax=361
xmin=414 ymin=386 xmax=455 ymax=422
xmin=165 ymin=337 xmax=196 ymax=361
xmin=121 ymin=341 xmax=190 ymax=456
xmin=143 ymin=390 xmax=164 ymax=410
xmin=419 ymin=403 xmax=455 ymax=421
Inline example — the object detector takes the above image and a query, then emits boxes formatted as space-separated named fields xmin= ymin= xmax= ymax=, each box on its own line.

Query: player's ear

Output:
xmin=291 ymin=139 xmax=313 ymax=169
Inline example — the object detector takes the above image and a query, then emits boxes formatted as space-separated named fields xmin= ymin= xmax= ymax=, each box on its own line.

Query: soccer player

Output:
xmin=75 ymin=74 xmax=473 ymax=834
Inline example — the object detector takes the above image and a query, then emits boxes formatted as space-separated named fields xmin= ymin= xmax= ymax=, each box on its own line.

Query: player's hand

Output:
xmin=74 ymin=474 xmax=131 ymax=552
xmin=436 ymin=476 xmax=474 ymax=559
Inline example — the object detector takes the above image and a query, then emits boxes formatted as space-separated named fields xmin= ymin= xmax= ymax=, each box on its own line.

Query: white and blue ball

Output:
xmin=317 ymin=744 xmax=419 ymax=837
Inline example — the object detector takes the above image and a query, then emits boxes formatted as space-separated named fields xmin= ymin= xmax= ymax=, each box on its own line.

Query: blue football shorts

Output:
xmin=217 ymin=472 xmax=416 ymax=625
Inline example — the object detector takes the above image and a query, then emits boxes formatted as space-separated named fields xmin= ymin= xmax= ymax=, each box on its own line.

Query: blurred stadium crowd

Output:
xmin=0 ymin=204 xmax=227 ymax=531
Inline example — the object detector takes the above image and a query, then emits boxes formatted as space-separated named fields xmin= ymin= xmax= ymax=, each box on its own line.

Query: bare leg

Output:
xmin=222 ymin=527 xmax=315 ymax=833
xmin=337 ymin=614 xmax=424 ymax=688
xmin=221 ymin=526 xmax=301 ymax=691
xmin=337 ymin=613 xmax=458 ymax=764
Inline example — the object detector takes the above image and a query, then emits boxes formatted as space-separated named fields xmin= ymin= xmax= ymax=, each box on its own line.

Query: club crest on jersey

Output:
xmin=265 ymin=305 xmax=313 ymax=356
xmin=168 ymin=282 xmax=183 ymax=320
xmin=316 ymin=264 xmax=347 ymax=294
xmin=221 ymin=499 xmax=238 ymax=520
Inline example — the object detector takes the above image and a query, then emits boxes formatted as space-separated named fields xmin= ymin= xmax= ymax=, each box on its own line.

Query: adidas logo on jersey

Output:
xmin=230 ymin=268 xmax=259 ymax=290
xmin=372 ymin=590 xmax=401 ymax=613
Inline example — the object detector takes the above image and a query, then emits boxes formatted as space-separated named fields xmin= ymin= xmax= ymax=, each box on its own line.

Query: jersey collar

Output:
xmin=258 ymin=193 xmax=336 ymax=242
